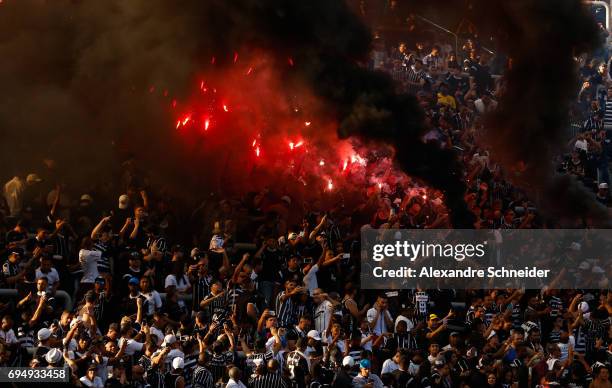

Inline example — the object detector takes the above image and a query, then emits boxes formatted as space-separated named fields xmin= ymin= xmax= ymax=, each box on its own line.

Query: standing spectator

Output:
xmin=352 ymin=359 xmax=384 ymax=388
xmin=367 ymin=295 xmax=393 ymax=336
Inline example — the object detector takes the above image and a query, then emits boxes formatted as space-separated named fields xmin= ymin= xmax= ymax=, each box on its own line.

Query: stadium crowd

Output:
xmin=1 ymin=5 xmax=612 ymax=388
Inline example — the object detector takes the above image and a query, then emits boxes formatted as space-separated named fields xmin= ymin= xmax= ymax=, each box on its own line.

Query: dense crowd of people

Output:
xmin=1 ymin=6 xmax=612 ymax=388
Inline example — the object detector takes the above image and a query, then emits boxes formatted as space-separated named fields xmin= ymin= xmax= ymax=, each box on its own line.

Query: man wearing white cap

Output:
xmin=44 ymin=347 xmax=63 ymax=367
xmin=596 ymin=182 xmax=610 ymax=206
xmin=34 ymin=327 xmax=52 ymax=360
xmin=158 ymin=334 xmax=184 ymax=370
xmin=165 ymin=357 xmax=185 ymax=388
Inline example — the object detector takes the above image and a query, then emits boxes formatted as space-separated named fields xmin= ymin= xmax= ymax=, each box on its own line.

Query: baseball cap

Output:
xmin=429 ymin=313 xmax=439 ymax=320
xmin=359 ymin=359 xmax=371 ymax=369
xmin=162 ymin=334 xmax=177 ymax=347
xmin=118 ymin=194 xmax=129 ymax=209
xmin=172 ymin=357 xmax=184 ymax=370
xmin=38 ymin=328 xmax=51 ymax=341
xmin=128 ymin=276 xmax=139 ymax=286
xmin=80 ymin=194 xmax=93 ymax=203
xmin=306 ymin=330 xmax=321 ymax=341
xmin=342 ymin=356 xmax=355 ymax=367
xmin=45 ymin=348 xmax=62 ymax=364
xmin=599 ymin=182 xmax=609 ymax=189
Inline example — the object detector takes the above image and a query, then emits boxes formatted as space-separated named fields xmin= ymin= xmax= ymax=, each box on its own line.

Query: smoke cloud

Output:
xmin=0 ymin=0 xmax=604 ymax=225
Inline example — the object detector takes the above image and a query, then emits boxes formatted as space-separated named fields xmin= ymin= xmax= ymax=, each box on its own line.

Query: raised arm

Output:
xmin=224 ymin=325 xmax=236 ymax=351
xmin=91 ymin=216 xmax=112 ymax=240
xmin=308 ymin=215 xmax=327 ymax=242
xmin=49 ymin=184 xmax=61 ymax=220
xmin=129 ymin=217 xmax=140 ymax=240
xmin=29 ymin=295 xmax=47 ymax=326
xmin=232 ymin=253 xmax=250 ymax=284
xmin=119 ymin=218 xmax=133 ymax=241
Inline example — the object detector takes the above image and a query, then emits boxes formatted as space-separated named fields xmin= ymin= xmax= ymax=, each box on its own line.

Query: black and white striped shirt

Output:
xmin=582 ymin=318 xmax=610 ymax=353
xmin=276 ymin=291 xmax=297 ymax=328
xmin=93 ymin=291 xmax=106 ymax=322
xmin=583 ymin=116 xmax=604 ymax=132
xmin=205 ymin=350 xmax=233 ymax=383
xmin=192 ymin=276 xmax=211 ymax=312
xmin=387 ymin=332 xmax=418 ymax=351
xmin=204 ymin=292 xmax=227 ymax=320
xmin=406 ymin=67 xmax=427 ymax=94
xmin=248 ymin=372 xmax=288 ymax=388
xmin=604 ymin=98 xmax=612 ymax=128
xmin=16 ymin=325 xmax=35 ymax=349
xmin=92 ymin=240 xmax=112 ymax=273
xmin=192 ymin=365 xmax=214 ymax=388
xmin=245 ymin=350 xmax=275 ymax=370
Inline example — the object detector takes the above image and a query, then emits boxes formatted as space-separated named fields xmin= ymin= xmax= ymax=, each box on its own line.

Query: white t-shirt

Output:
xmin=79 ymin=249 xmax=102 ymax=283
xmin=381 ymin=358 xmax=399 ymax=375
xmin=303 ymin=264 xmax=319 ymax=295
xmin=557 ymin=336 xmax=575 ymax=361
xmin=0 ymin=329 xmax=17 ymax=344
xmin=35 ymin=267 xmax=60 ymax=292
xmin=361 ymin=332 xmax=373 ymax=351
xmin=314 ymin=300 xmax=333 ymax=336
xmin=118 ymin=337 xmax=144 ymax=356
xmin=141 ymin=290 xmax=162 ymax=316
xmin=366 ymin=308 xmax=393 ymax=336
xmin=79 ymin=376 xmax=104 ymax=388
xmin=226 ymin=379 xmax=247 ymax=388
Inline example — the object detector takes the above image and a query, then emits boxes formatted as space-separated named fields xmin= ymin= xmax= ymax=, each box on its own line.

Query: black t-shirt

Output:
xmin=207 ymin=251 xmax=224 ymax=275
xmin=258 ymin=249 xmax=281 ymax=282
xmin=392 ymin=369 xmax=412 ymax=388
xmin=287 ymin=351 xmax=309 ymax=388
xmin=332 ymin=369 xmax=353 ymax=388
xmin=279 ymin=268 xmax=302 ymax=285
